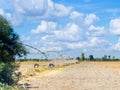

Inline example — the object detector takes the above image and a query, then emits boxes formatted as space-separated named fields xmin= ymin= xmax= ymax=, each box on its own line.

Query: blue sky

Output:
xmin=1 ymin=0 xmax=120 ymax=59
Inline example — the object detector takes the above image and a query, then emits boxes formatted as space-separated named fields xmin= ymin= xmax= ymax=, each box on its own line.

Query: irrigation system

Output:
xmin=22 ymin=43 xmax=67 ymax=60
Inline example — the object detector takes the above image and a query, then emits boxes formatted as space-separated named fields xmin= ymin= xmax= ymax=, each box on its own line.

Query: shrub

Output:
xmin=0 ymin=15 xmax=27 ymax=86
xmin=0 ymin=63 xmax=20 ymax=85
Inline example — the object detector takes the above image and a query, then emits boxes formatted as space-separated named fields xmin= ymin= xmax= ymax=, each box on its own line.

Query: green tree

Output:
xmin=81 ymin=53 xmax=85 ymax=61
xmin=112 ymin=56 xmax=115 ymax=60
xmin=102 ymin=55 xmax=107 ymax=60
xmin=89 ymin=55 xmax=94 ymax=61
xmin=76 ymin=57 xmax=80 ymax=61
xmin=108 ymin=55 xmax=111 ymax=60
xmin=0 ymin=15 xmax=27 ymax=85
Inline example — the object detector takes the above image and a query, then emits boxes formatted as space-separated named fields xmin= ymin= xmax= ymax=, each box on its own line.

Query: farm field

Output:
xmin=19 ymin=61 xmax=120 ymax=90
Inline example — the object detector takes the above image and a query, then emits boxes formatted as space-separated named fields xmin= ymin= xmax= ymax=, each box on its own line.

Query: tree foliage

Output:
xmin=76 ymin=57 xmax=80 ymax=61
xmin=0 ymin=15 xmax=27 ymax=63
xmin=102 ymin=55 xmax=107 ymax=60
xmin=81 ymin=53 xmax=85 ymax=61
xmin=89 ymin=55 xmax=94 ymax=61
xmin=0 ymin=15 xmax=27 ymax=85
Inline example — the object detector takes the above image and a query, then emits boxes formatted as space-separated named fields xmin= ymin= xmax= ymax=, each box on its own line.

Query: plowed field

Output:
xmin=20 ymin=61 xmax=120 ymax=90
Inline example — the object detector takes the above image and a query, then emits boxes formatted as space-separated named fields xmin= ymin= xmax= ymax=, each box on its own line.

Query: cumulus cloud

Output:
xmin=110 ymin=38 xmax=120 ymax=51
xmin=40 ymin=46 xmax=62 ymax=52
xmin=70 ymin=11 xmax=83 ymax=20
xmin=110 ymin=18 xmax=120 ymax=35
xmin=31 ymin=20 xmax=57 ymax=34
xmin=87 ymin=25 xmax=105 ymax=36
xmin=32 ymin=21 xmax=81 ymax=41
xmin=0 ymin=8 xmax=23 ymax=26
xmin=13 ymin=0 xmax=48 ymax=15
xmin=52 ymin=3 xmax=72 ymax=17
xmin=53 ymin=23 xmax=81 ymax=41
xmin=69 ymin=11 xmax=85 ymax=28
xmin=1 ymin=0 xmax=118 ymax=58
xmin=84 ymin=13 xmax=99 ymax=25
xmin=111 ymin=43 xmax=120 ymax=51
xmin=89 ymin=37 xmax=105 ymax=46
xmin=0 ymin=8 xmax=4 ymax=15
xmin=12 ymin=0 xmax=72 ymax=19
xmin=66 ymin=42 xmax=88 ymax=49
xmin=0 ymin=8 xmax=12 ymax=19
xmin=67 ymin=36 xmax=110 ymax=50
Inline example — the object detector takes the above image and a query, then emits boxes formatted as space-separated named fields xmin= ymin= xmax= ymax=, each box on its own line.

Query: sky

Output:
xmin=0 ymin=0 xmax=120 ymax=59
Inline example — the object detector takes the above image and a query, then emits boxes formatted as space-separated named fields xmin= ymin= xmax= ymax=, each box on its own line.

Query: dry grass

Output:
xmin=94 ymin=61 xmax=120 ymax=69
xmin=18 ymin=60 xmax=78 ymax=85
xmin=27 ymin=61 xmax=120 ymax=90
xmin=18 ymin=61 xmax=120 ymax=90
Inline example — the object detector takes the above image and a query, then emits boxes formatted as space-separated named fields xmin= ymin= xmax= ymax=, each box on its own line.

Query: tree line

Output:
xmin=76 ymin=53 xmax=119 ymax=61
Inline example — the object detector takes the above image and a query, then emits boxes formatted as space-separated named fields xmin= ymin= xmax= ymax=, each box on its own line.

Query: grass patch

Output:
xmin=34 ymin=66 xmax=48 ymax=73
xmin=0 ymin=82 xmax=20 ymax=90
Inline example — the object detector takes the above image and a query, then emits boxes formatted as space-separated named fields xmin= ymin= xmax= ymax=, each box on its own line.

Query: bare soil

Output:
xmin=20 ymin=61 xmax=120 ymax=90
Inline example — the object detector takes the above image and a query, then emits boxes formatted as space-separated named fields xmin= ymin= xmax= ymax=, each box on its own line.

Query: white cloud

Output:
xmin=0 ymin=0 xmax=72 ymax=26
xmin=67 ymin=42 xmax=88 ymax=49
xmin=0 ymin=8 xmax=23 ymax=27
xmin=70 ymin=11 xmax=83 ymax=20
xmin=67 ymin=36 xmax=110 ymax=50
xmin=2 ymin=0 xmax=120 ymax=58
xmin=53 ymin=23 xmax=81 ymax=41
xmin=0 ymin=8 xmax=4 ymax=16
xmin=12 ymin=0 xmax=72 ymax=19
xmin=0 ymin=8 xmax=14 ymax=24
xmin=84 ymin=13 xmax=99 ymax=25
xmin=110 ymin=38 xmax=120 ymax=51
xmin=89 ymin=37 xmax=101 ymax=46
xmin=69 ymin=11 xmax=85 ymax=27
xmin=40 ymin=46 xmax=62 ymax=52
xmin=41 ymin=35 xmax=50 ymax=41
xmin=31 ymin=20 xmax=57 ymax=34
xmin=105 ymin=8 xmax=120 ymax=14
xmin=110 ymin=18 xmax=120 ymax=35
xmin=87 ymin=25 xmax=105 ymax=36
xmin=13 ymin=0 xmax=48 ymax=15
xmin=111 ymin=43 xmax=120 ymax=51
xmin=52 ymin=3 xmax=72 ymax=17
xmin=5 ymin=13 xmax=12 ymax=18
xmin=32 ymin=21 xmax=81 ymax=41
xmin=20 ymin=36 xmax=31 ymax=42
xmin=0 ymin=8 xmax=12 ymax=19
xmin=88 ymin=25 xmax=104 ymax=31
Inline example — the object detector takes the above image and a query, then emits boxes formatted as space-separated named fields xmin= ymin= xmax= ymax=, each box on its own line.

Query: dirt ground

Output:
xmin=20 ymin=61 xmax=120 ymax=90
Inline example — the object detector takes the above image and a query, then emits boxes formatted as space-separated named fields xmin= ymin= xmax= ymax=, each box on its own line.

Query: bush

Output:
xmin=0 ymin=82 xmax=19 ymax=90
xmin=0 ymin=63 xmax=20 ymax=85
xmin=0 ymin=15 xmax=27 ymax=86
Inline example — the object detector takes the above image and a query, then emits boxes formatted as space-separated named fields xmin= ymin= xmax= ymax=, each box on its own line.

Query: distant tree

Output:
xmin=89 ymin=55 xmax=94 ymax=61
xmin=76 ymin=57 xmax=80 ymax=61
xmin=81 ymin=53 xmax=85 ymax=61
xmin=0 ymin=15 xmax=27 ymax=85
xmin=108 ymin=55 xmax=111 ymax=60
xmin=102 ymin=55 xmax=107 ymax=60
xmin=112 ymin=56 xmax=115 ymax=60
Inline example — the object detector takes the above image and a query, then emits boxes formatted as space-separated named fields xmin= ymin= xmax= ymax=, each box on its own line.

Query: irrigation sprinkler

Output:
xmin=23 ymin=44 xmax=48 ymax=59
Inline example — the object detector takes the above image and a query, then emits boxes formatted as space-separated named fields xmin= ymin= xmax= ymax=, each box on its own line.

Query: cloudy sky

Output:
xmin=0 ymin=0 xmax=120 ymax=59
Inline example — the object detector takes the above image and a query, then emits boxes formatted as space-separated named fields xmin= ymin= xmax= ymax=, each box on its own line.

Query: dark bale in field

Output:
xmin=34 ymin=64 xmax=39 ymax=68
xmin=49 ymin=63 xmax=55 ymax=68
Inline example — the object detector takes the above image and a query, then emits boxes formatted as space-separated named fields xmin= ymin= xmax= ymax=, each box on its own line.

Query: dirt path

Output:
xmin=27 ymin=62 xmax=120 ymax=90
